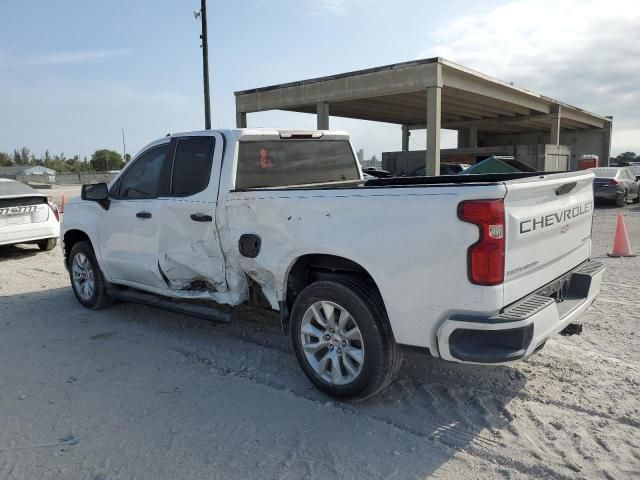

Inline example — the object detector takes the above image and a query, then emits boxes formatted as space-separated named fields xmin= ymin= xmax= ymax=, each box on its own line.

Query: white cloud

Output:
xmin=0 ymin=49 xmax=131 ymax=67
xmin=419 ymin=0 xmax=640 ymax=155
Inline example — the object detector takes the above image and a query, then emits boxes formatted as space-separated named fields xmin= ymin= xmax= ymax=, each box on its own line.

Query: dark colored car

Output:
xmin=362 ymin=167 xmax=393 ymax=178
xmin=592 ymin=167 xmax=640 ymax=206
xmin=410 ymin=163 xmax=470 ymax=176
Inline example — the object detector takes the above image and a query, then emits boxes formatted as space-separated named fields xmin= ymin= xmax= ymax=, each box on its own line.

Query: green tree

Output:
xmin=90 ymin=149 xmax=124 ymax=171
xmin=615 ymin=152 xmax=637 ymax=166
xmin=36 ymin=150 xmax=51 ymax=166
xmin=0 ymin=151 xmax=13 ymax=166
xmin=20 ymin=146 xmax=31 ymax=165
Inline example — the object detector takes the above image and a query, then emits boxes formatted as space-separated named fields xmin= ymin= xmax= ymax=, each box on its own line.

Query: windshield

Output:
xmin=0 ymin=180 xmax=40 ymax=197
xmin=592 ymin=167 xmax=620 ymax=178
xmin=235 ymin=140 xmax=359 ymax=189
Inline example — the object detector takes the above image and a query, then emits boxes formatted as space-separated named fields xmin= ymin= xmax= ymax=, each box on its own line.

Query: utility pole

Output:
xmin=121 ymin=128 xmax=127 ymax=162
xmin=196 ymin=0 xmax=212 ymax=129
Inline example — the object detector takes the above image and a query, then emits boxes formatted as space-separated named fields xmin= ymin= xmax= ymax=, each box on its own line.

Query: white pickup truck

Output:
xmin=62 ymin=129 xmax=604 ymax=399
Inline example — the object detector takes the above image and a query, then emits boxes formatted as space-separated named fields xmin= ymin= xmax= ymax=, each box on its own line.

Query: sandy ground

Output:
xmin=0 ymin=205 xmax=639 ymax=479
xmin=35 ymin=186 xmax=81 ymax=208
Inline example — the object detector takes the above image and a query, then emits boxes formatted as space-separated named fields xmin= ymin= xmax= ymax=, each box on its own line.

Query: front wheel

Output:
xmin=616 ymin=190 xmax=628 ymax=207
xmin=290 ymin=277 xmax=401 ymax=400
xmin=68 ymin=241 xmax=113 ymax=309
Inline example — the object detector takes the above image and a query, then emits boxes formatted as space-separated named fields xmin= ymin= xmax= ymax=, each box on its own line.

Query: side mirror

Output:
xmin=81 ymin=183 xmax=110 ymax=209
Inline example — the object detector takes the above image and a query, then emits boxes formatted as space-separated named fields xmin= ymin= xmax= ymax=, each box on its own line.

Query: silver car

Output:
xmin=592 ymin=167 xmax=640 ymax=207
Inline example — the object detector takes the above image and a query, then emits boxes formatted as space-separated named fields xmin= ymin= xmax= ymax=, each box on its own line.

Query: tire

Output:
xmin=37 ymin=238 xmax=57 ymax=251
xmin=68 ymin=241 xmax=114 ymax=309
xmin=616 ymin=190 xmax=628 ymax=207
xmin=290 ymin=277 xmax=401 ymax=400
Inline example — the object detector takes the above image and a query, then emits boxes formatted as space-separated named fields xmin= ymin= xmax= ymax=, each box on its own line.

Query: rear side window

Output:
xmin=235 ymin=140 xmax=359 ymax=189
xmin=118 ymin=146 xmax=170 ymax=199
xmin=171 ymin=137 xmax=215 ymax=196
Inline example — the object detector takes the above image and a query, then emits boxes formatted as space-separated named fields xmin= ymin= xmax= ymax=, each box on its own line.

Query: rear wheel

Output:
xmin=37 ymin=238 xmax=57 ymax=251
xmin=290 ymin=277 xmax=401 ymax=400
xmin=68 ymin=241 xmax=113 ymax=309
xmin=616 ymin=190 xmax=628 ymax=207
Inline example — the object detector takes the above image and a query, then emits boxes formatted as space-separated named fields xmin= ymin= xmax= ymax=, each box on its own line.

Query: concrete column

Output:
xmin=550 ymin=105 xmax=561 ymax=145
xmin=458 ymin=127 xmax=478 ymax=148
xmin=426 ymin=86 xmax=442 ymax=176
xmin=317 ymin=102 xmax=330 ymax=130
xmin=469 ymin=126 xmax=478 ymax=148
xmin=604 ymin=116 xmax=613 ymax=166
xmin=401 ymin=124 xmax=410 ymax=151
xmin=236 ymin=111 xmax=247 ymax=128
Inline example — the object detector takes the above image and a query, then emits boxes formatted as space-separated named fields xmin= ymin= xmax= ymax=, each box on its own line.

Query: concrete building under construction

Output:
xmin=234 ymin=58 xmax=612 ymax=175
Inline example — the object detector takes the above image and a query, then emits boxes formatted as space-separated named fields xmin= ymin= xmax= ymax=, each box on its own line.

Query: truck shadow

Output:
xmin=4 ymin=286 xmax=527 ymax=478
xmin=0 ymin=244 xmax=40 ymax=262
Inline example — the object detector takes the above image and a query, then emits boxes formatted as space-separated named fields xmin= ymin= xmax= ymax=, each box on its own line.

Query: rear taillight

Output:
xmin=48 ymin=202 xmax=60 ymax=222
xmin=607 ymin=179 xmax=619 ymax=186
xmin=458 ymin=199 xmax=505 ymax=286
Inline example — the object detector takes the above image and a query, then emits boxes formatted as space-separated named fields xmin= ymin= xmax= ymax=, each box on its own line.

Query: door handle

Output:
xmin=136 ymin=211 xmax=152 ymax=219
xmin=190 ymin=212 xmax=212 ymax=222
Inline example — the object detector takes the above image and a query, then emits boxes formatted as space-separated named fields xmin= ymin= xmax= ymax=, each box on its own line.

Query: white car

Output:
xmin=0 ymin=179 xmax=60 ymax=251
xmin=62 ymin=129 xmax=603 ymax=399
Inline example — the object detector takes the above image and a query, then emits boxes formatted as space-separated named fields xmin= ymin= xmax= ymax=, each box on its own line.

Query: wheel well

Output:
xmin=63 ymin=230 xmax=91 ymax=266
xmin=283 ymin=254 xmax=382 ymax=325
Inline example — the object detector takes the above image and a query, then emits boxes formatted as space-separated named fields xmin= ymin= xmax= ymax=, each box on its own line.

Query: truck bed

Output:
xmin=234 ymin=171 xmax=560 ymax=192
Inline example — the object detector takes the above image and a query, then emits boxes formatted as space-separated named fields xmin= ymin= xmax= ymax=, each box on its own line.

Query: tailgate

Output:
xmin=503 ymin=171 xmax=594 ymax=305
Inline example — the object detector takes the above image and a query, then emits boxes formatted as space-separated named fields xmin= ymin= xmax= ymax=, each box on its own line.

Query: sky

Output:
xmin=0 ymin=0 xmax=639 ymax=160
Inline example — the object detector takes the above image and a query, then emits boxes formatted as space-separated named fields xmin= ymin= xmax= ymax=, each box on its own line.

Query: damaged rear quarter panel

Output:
xmin=222 ymin=184 xmax=505 ymax=350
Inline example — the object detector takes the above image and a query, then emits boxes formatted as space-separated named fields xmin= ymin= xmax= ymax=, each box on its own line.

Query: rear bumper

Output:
xmin=594 ymin=189 xmax=620 ymax=201
xmin=437 ymin=260 xmax=604 ymax=364
xmin=0 ymin=221 xmax=60 ymax=247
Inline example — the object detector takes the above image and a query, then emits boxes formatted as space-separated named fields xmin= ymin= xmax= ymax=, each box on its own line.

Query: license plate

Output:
xmin=0 ymin=205 xmax=38 ymax=216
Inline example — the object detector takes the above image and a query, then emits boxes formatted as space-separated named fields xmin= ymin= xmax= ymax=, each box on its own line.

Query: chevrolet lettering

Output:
xmin=519 ymin=201 xmax=593 ymax=234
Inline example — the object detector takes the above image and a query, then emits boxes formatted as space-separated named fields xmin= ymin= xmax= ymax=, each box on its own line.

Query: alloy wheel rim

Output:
xmin=300 ymin=301 xmax=365 ymax=385
xmin=72 ymin=253 xmax=95 ymax=300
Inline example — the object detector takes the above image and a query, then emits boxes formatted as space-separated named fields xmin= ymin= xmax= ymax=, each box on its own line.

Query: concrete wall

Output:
xmin=382 ymin=144 xmax=571 ymax=175
xmin=16 ymin=172 xmax=117 ymax=185
xmin=513 ymin=144 xmax=570 ymax=171
xmin=478 ymin=127 xmax=610 ymax=170
xmin=382 ymin=151 xmax=431 ymax=176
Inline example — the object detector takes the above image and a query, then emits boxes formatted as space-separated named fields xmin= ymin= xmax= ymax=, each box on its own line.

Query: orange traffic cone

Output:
xmin=608 ymin=213 xmax=636 ymax=257
xmin=59 ymin=193 xmax=66 ymax=214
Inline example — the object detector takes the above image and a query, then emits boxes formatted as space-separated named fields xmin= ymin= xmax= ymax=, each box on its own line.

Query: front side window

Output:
xmin=235 ymin=140 xmax=359 ymax=189
xmin=117 ymin=146 xmax=169 ymax=199
xmin=171 ymin=137 xmax=215 ymax=196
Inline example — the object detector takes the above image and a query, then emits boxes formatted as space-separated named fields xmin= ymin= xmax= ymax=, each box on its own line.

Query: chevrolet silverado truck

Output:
xmin=61 ymin=129 xmax=604 ymax=399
